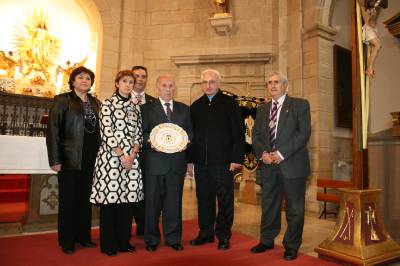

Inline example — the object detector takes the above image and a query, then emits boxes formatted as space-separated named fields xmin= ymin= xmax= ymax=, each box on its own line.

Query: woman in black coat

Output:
xmin=46 ymin=66 xmax=100 ymax=254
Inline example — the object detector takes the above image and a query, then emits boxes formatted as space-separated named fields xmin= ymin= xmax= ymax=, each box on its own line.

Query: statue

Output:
xmin=215 ymin=0 xmax=229 ymax=14
xmin=56 ymin=57 xmax=87 ymax=88
xmin=357 ymin=0 xmax=385 ymax=78
xmin=0 ymin=51 xmax=18 ymax=78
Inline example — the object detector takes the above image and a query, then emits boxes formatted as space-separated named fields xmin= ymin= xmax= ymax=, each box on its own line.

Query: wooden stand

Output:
xmin=239 ymin=171 xmax=258 ymax=205
xmin=315 ymin=188 xmax=400 ymax=265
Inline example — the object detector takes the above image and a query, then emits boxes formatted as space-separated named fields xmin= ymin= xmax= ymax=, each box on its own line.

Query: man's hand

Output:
xmin=261 ymin=152 xmax=275 ymax=164
xmin=271 ymin=152 xmax=283 ymax=164
xmin=187 ymin=163 xmax=194 ymax=176
xmin=51 ymin=164 xmax=61 ymax=172
xmin=229 ymin=163 xmax=242 ymax=172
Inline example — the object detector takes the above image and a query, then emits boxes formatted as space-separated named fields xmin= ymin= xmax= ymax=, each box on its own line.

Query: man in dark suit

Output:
xmin=250 ymin=71 xmax=311 ymax=261
xmin=141 ymin=74 xmax=193 ymax=252
xmin=189 ymin=69 xmax=245 ymax=250
xmin=129 ymin=65 xmax=155 ymax=237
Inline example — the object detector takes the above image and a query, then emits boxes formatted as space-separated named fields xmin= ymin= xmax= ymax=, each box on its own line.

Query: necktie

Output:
xmin=269 ymin=101 xmax=278 ymax=150
xmin=136 ymin=94 xmax=143 ymax=105
xmin=164 ymin=102 xmax=172 ymax=121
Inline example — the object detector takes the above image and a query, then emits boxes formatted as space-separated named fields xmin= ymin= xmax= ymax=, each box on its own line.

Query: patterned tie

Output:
xmin=164 ymin=102 xmax=172 ymax=121
xmin=269 ymin=101 xmax=278 ymax=150
xmin=136 ymin=94 xmax=143 ymax=105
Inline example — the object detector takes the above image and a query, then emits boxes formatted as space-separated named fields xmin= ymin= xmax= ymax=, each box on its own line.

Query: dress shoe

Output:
xmin=102 ymin=250 xmax=117 ymax=256
xmin=118 ymin=244 xmax=135 ymax=252
xmin=283 ymin=249 xmax=298 ymax=260
xmin=169 ymin=243 xmax=184 ymax=251
xmin=146 ymin=244 xmax=157 ymax=252
xmin=218 ymin=239 xmax=230 ymax=250
xmin=61 ymin=246 xmax=75 ymax=254
xmin=78 ymin=241 xmax=97 ymax=248
xmin=189 ymin=236 xmax=214 ymax=246
xmin=250 ymin=243 xmax=274 ymax=253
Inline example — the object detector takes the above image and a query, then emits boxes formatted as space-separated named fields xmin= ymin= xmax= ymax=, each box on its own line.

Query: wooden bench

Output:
xmin=316 ymin=179 xmax=353 ymax=219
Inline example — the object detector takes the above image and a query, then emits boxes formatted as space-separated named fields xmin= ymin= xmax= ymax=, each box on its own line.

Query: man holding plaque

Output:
xmin=189 ymin=68 xmax=245 ymax=250
xmin=141 ymin=74 xmax=193 ymax=252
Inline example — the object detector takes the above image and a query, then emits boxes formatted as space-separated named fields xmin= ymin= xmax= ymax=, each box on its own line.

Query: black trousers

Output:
xmin=260 ymin=166 xmax=306 ymax=251
xmin=194 ymin=164 xmax=234 ymax=241
xmin=57 ymin=168 xmax=93 ymax=247
xmin=144 ymin=170 xmax=184 ymax=246
xmin=99 ymin=203 xmax=134 ymax=252
xmin=129 ymin=151 xmax=145 ymax=236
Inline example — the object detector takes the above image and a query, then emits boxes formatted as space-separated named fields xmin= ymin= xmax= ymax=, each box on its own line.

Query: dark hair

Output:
xmin=114 ymin=70 xmax=135 ymax=90
xmin=131 ymin=65 xmax=147 ymax=75
xmin=68 ymin=66 xmax=95 ymax=90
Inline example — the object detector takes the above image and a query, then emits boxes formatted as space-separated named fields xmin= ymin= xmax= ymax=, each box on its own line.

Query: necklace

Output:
xmin=83 ymin=100 xmax=96 ymax=134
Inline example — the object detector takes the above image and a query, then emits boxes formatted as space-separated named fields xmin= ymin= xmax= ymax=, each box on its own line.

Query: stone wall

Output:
xmin=78 ymin=0 xmax=347 ymax=213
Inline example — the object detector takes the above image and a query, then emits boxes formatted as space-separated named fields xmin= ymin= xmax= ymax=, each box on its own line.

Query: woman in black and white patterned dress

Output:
xmin=91 ymin=70 xmax=143 ymax=256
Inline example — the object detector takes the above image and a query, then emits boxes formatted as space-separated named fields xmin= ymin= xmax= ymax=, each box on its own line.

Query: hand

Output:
xmin=130 ymin=151 xmax=138 ymax=160
xmin=229 ymin=163 xmax=242 ymax=172
xmin=120 ymin=155 xmax=133 ymax=170
xmin=51 ymin=164 xmax=61 ymax=172
xmin=187 ymin=163 xmax=194 ymax=176
xmin=261 ymin=152 xmax=274 ymax=164
xmin=270 ymin=152 xmax=283 ymax=164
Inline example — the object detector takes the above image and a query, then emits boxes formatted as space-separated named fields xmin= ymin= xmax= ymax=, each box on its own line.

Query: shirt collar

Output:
xmin=159 ymin=98 xmax=173 ymax=110
xmin=273 ymin=94 xmax=286 ymax=106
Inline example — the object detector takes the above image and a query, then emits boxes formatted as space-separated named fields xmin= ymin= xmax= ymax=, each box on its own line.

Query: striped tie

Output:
xmin=164 ymin=102 xmax=172 ymax=121
xmin=269 ymin=101 xmax=278 ymax=150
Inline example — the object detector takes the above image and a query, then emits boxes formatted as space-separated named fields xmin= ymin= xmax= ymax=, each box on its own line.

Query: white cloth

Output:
xmin=362 ymin=25 xmax=378 ymax=44
xmin=0 ymin=135 xmax=54 ymax=174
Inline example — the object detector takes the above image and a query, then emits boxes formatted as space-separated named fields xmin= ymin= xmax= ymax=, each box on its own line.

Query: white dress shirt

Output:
xmin=159 ymin=98 xmax=173 ymax=115
xmin=269 ymin=94 xmax=287 ymax=160
xmin=132 ymin=91 xmax=146 ymax=105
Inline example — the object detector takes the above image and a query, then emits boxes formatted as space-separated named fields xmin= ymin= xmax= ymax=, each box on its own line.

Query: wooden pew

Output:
xmin=316 ymin=178 xmax=353 ymax=219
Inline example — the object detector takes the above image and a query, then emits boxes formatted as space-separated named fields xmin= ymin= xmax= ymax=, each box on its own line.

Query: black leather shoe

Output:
xmin=283 ymin=249 xmax=298 ymax=260
xmin=250 ymin=243 xmax=274 ymax=253
xmin=169 ymin=243 xmax=184 ymax=251
xmin=189 ymin=236 xmax=214 ymax=246
xmin=218 ymin=239 xmax=230 ymax=250
xmin=146 ymin=244 xmax=157 ymax=252
xmin=118 ymin=244 xmax=135 ymax=252
xmin=103 ymin=250 xmax=117 ymax=256
xmin=61 ymin=246 xmax=75 ymax=254
xmin=78 ymin=241 xmax=97 ymax=248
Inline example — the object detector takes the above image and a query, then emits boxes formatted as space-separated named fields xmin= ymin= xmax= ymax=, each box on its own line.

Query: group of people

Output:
xmin=46 ymin=65 xmax=311 ymax=261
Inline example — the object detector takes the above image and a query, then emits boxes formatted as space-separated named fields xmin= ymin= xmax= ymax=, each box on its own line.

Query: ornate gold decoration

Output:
xmin=0 ymin=51 xmax=18 ymax=78
xmin=244 ymin=115 xmax=254 ymax=145
xmin=365 ymin=205 xmax=379 ymax=241
xmin=14 ymin=8 xmax=61 ymax=83
xmin=56 ymin=57 xmax=87 ymax=90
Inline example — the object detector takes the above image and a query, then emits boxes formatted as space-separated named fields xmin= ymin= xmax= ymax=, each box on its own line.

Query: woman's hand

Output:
xmin=120 ymin=155 xmax=133 ymax=170
xmin=51 ymin=164 xmax=62 ymax=172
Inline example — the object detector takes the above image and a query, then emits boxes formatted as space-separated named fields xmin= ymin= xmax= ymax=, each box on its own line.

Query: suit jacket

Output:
xmin=144 ymin=93 xmax=156 ymax=104
xmin=252 ymin=95 xmax=311 ymax=179
xmin=141 ymin=100 xmax=193 ymax=176
xmin=189 ymin=90 xmax=245 ymax=166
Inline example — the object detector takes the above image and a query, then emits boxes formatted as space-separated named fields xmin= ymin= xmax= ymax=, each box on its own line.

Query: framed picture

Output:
xmin=334 ymin=44 xmax=352 ymax=129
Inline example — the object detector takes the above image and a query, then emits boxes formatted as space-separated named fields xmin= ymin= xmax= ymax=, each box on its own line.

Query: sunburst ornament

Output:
xmin=13 ymin=7 xmax=61 ymax=82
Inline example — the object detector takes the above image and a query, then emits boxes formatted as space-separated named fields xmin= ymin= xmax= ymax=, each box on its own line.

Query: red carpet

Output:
xmin=0 ymin=220 xmax=339 ymax=266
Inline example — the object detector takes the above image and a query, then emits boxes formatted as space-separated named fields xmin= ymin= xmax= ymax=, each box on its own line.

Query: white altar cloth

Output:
xmin=0 ymin=135 xmax=55 ymax=174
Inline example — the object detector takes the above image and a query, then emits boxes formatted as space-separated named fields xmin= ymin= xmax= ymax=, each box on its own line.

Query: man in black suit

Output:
xmin=250 ymin=71 xmax=311 ymax=261
xmin=129 ymin=65 xmax=155 ymax=237
xmin=141 ymin=74 xmax=193 ymax=252
xmin=189 ymin=69 xmax=245 ymax=250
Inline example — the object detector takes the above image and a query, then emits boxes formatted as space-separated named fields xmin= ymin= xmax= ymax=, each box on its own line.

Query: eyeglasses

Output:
xmin=201 ymin=80 xmax=218 ymax=85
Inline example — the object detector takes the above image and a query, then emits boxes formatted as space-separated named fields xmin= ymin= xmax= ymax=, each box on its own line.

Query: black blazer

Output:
xmin=141 ymin=100 xmax=193 ymax=176
xmin=145 ymin=93 xmax=156 ymax=104
xmin=252 ymin=96 xmax=311 ymax=179
xmin=46 ymin=90 xmax=100 ymax=170
xmin=190 ymin=90 xmax=245 ymax=166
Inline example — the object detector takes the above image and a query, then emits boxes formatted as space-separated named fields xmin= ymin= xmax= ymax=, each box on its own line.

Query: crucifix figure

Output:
xmin=357 ymin=0 xmax=383 ymax=78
